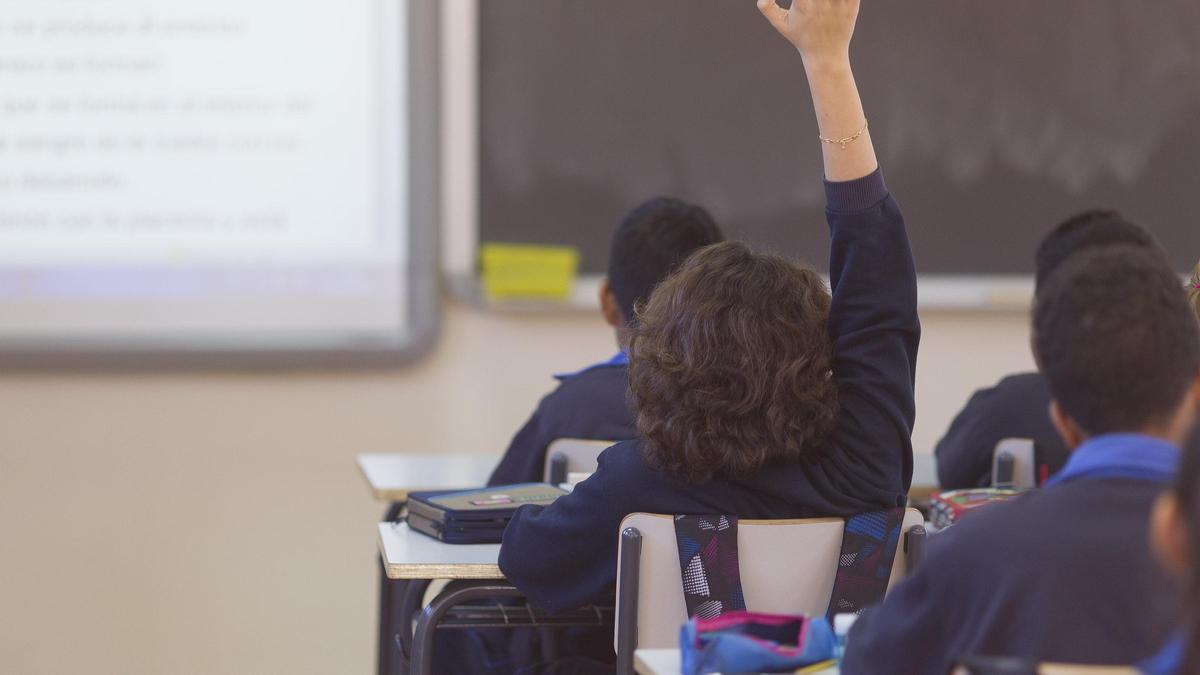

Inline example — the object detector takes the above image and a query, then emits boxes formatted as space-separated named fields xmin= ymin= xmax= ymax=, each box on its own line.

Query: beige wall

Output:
xmin=0 ymin=302 xmax=1035 ymax=675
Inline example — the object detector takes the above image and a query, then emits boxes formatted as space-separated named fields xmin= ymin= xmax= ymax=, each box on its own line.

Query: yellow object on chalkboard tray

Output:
xmin=480 ymin=243 xmax=580 ymax=302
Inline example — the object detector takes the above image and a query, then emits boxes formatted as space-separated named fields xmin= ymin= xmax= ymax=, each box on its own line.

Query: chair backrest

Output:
xmin=613 ymin=508 xmax=926 ymax=653
xmin=542 ymin=438 xmax=614 ymax=485
xmin=991 ymin=438 xmax=1037 ymax=489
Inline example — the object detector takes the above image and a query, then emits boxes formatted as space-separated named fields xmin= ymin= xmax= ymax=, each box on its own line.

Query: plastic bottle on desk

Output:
xmin=833 ymin=612 xmax=859 ymax=665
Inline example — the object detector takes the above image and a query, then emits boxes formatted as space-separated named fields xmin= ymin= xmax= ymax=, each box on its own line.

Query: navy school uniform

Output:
xmin=499 ymin=168 xmax=921 ymax=615
xmin=843 ymin=433 xmax=1182 ymax=675
xmin=934 ymin=372 xmax=1069 ymax=489
xmin=487 ymin=352 xmax=637 ymax=487
xmin=935 ymin=372 xmax=1200 ymax=489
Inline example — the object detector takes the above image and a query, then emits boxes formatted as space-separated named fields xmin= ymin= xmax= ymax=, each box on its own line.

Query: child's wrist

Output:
xmin=801 ymin=52 xmax=853 ymax=78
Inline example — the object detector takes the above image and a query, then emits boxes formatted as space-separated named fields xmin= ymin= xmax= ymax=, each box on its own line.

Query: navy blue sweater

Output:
xmin=487 ymin=361 xmax=637 ymax=487
xmin=935 ymin=372 xmax=1068 ymax=489
xmin=498 ymin=169 xmax=920 ymax=613
xmin=935 ymin=372 xmax=1200 ymax=489
xmin=842 ymin=478 xmax=1179 ymax=674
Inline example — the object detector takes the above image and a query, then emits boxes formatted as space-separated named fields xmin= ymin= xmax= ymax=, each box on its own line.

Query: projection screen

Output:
xmin=0 ymin=0 xmax=438 ymax=367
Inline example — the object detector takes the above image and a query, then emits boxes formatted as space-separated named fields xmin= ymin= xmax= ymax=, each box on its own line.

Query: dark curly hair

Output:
xmin=628 ymin=241 xmax=839 ymax=484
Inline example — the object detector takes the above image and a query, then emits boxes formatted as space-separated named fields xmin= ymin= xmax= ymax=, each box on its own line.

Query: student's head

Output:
xmin=1033 ymin=245 xmax=1200 ymax=448
xmin=628 ymin=241 xmax=838 ymax=483
xmin=1034 ymin=210 xmax=1158 ymax=291
xmin=1150 ymin=432 xmax=1200 ymax=671
xmin=601 ymin=197 xmax=725 ymax=337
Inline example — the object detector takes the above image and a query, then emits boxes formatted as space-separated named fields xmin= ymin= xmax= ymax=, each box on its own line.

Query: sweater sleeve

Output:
xmin=933 ymin=384 xmax=1008 ymax=489
xmin=820 ymin=169 xmax=921 ymax=500
xmin=498 ymin=446 xmax=632 ymax=612
xmin=841 ymin=532 xmax=966 ymax=675
xmin=935 ymin=373 xmax=1072 ymax=489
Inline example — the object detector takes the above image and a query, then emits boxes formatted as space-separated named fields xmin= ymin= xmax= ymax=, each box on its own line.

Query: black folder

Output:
xmin=405 ymin=483 xmax=567 ymax=544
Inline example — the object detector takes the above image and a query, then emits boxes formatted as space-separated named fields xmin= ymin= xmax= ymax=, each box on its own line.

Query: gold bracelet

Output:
xmin=819 ymin=120 xmax=869 ymax=149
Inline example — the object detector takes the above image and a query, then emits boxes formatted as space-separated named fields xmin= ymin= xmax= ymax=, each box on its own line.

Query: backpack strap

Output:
xmin=673 ymin=515 xmax=746 ymax=619
xmin=826 ymin=508 xmax=907 ymax=620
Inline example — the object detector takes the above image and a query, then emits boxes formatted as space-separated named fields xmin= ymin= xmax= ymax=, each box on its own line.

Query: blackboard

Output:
xmin=479 ymin=1 xmax=1200 ymax=276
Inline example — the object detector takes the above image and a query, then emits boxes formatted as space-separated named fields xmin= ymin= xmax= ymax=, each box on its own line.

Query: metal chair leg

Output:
xmin=615 ymin=527 xmax=643 ymax=675
xmin=409 ymin=583 xmax=527 ymax=675
xmin=394 ymin=579 xmax=432 ymax=668
xmin=905 ymin=525 xmax=927 ymax=571
xmin=377 ymin=558 xmax=399 ymax=675
xmin=378 ymin=503 xmax=407 ymax=675
xmin=548 ymin=451 xmax=569 ymax=485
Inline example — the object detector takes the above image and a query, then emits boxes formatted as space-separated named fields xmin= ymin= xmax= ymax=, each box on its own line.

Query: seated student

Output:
xmin=956 ymin=426 xmax=1200 ymax=675
xmin=935 ymin=211 xmax=1160 ymax=489
xmin=500 ymin=0 xmax=919 ymax=618
xmin=486 ymin=198 xmax=724 ymax=486
xmin=843 ymin=244 xmax=1200 ymax=674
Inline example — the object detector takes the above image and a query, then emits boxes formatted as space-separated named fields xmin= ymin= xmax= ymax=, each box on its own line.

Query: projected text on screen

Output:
xmin=0 ymin=0 xmax=410 ymax=348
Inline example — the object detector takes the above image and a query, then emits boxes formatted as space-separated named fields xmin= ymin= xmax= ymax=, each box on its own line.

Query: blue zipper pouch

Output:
xmin=679 ymin=610 xmax=836 ymax=674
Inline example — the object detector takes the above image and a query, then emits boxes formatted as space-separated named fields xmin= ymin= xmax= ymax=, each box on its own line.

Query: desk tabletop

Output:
xmin=357 ymin=453 xmax=499 ymax=502
xmin=634 ymin=648 xmax=839 ymax=675
xmin=376 ymin=521 xmax=504 ymax=580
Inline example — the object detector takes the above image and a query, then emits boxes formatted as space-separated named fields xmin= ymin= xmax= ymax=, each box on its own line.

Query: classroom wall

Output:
xmin=0 ymin=303 xmax=1035 ymax=675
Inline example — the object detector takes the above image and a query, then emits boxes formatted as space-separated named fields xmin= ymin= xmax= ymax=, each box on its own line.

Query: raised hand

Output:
xmin=755 ymin=0 xmax=876 ymax=181
xmin=757 ymin=0 xmax=861 ymax=70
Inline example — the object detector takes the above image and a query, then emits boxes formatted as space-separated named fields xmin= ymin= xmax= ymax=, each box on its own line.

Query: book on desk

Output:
xmin=406 ymin=483 xmax=567 ymax=544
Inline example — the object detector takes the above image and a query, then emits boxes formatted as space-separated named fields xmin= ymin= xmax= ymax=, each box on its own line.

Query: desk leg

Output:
xmin=410 ymin=583 xmax=526 ymax=675
xmin=395 ymin=579 xmax=432 ymax=668
xmin=378 ymin=503 xmax=407 ymax=675
xmin=377 ymin=561 xmax=406 ymax=675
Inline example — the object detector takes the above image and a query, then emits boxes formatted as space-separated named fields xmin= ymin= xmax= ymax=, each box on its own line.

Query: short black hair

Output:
xmin=1034 ymin=210 xmax=1158 ymax=290
xmin=607 ymin=197 xmax=725 ymax=321
xmin=1034 ymin=245 xmax=1200 ymax=435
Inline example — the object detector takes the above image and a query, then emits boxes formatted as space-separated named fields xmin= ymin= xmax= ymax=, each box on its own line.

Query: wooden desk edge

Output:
xmin=373 ymin=487 xmax=409 ymax=502
xmin=381 ymin=563 xmax=507 ymax=580
xmin=375 ymin=526 xmax=505 ymax=580
xmin=355 ymin=456 xmax=399 ymax=502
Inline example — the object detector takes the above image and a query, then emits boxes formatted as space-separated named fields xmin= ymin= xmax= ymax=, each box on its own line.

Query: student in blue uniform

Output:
xmin=935 ymin=211 xmax=1160 ymax=489
xmin=486 ymin=197 xmax=724 ymax=487
xmin=843 ymin=244 xmax=1200 ymax=674
xmin=500 ymin=0 xmax=919 ymax=620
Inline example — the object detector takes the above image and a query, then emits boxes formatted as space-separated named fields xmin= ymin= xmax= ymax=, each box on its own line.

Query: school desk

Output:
xmin=363 ymin=454 xmax=496 ymax=675
xmin=377 ymin=521 xmax=613 ymax=675
xmin=357 ymin=453 xmax=498 ymax=503
xmin=634 ymin=648 xmax=840 ymax=674
xmin=377 ymin=521 xmax=504 ymax=580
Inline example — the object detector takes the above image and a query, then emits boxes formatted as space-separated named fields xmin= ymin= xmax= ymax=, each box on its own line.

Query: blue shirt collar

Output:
xmin=1044 ymin=433 xmax=1179 ymax=488
xmin=553 ymin=351 xmax=628 ymax=381
xmin=1139 ymin=633 xmax=1185 ymax=675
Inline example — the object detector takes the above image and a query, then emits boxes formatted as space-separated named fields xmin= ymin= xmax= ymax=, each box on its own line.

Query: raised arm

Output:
xmin=755 ymin=0 xmax=919 ymax=502
xmin=758 ymin=0 xmax=877 ymax=181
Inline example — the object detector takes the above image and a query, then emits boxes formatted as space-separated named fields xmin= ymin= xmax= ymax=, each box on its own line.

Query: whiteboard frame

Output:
xmin=0 ymin=0 xmax=442 ymax=370
xmin=440 ymin=0 xmax=1041 ymax=313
